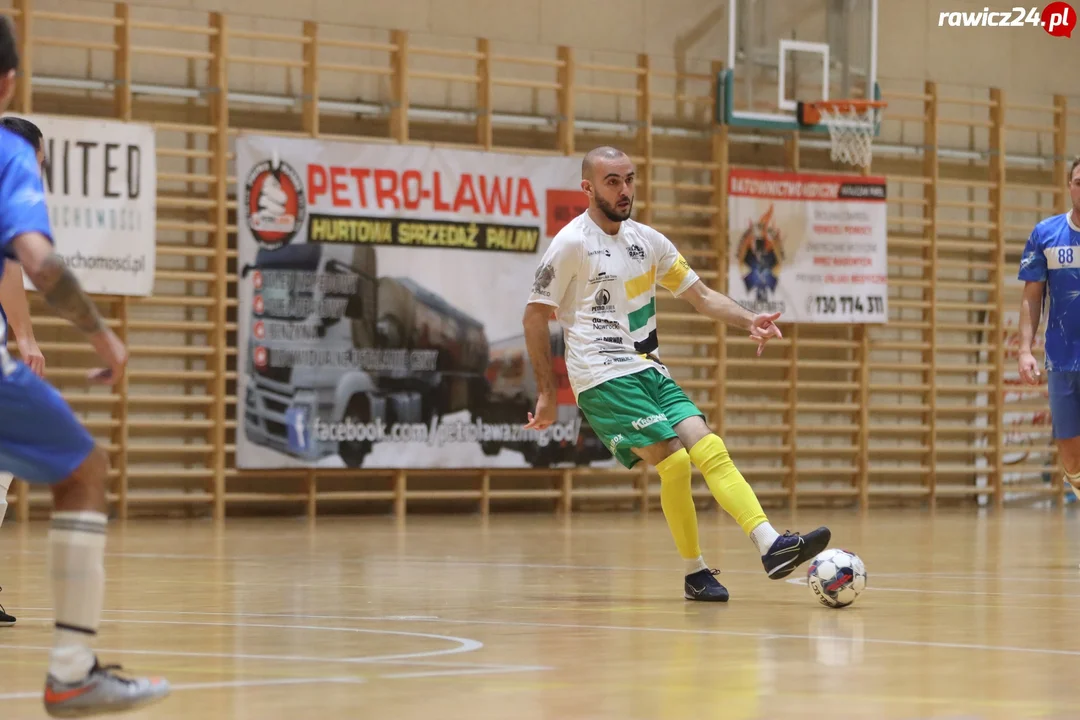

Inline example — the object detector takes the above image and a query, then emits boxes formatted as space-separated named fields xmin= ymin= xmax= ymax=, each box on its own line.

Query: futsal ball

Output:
xmin=806 ymin=548 xmax=866 ymax=609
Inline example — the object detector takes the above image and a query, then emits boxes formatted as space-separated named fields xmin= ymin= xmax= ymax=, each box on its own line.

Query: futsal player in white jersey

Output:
xmin=523 ymin=146 xmax=832 ymax=601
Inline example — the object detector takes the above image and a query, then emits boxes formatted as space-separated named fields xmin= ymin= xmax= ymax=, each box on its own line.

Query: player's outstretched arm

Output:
xmin=7 ymin=231 xmax=127 ymax=383
xmin=522 ymin=302 xmax=558 ymax=430
xmin=680 ymin=279 xmax=782 ymax=356
xmin=0 ymin=259 xmax=43 ymax=376
xmin=1018 ymin=280 xmax=1045 ymax=384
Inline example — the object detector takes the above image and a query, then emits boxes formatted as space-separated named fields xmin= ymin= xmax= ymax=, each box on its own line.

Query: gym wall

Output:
xmin=2 ymin=0 xmax=1077 ymax=520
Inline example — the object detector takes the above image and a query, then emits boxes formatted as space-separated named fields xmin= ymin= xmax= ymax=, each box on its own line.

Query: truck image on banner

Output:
xmin=236 ymin=135 xmax=610 ymax=470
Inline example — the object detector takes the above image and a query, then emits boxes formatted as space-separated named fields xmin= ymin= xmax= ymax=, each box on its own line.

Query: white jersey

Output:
xmin=527 ymin=212 xmax=700 ymax=397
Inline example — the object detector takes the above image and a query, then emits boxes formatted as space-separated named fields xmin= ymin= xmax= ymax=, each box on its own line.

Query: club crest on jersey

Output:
xmin=627 ymin=244 xmax=646 ymax=260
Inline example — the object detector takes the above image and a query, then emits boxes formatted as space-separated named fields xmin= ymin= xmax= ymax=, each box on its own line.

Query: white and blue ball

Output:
xmin=806 ymin=548 xmax=867 ymax=608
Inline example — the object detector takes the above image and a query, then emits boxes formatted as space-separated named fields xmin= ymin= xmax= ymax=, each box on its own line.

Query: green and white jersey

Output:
xmin=527 ymin=211 xmax=700 ymax=397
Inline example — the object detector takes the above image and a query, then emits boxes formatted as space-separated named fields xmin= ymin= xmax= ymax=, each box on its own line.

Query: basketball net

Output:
xmin=817 ymin=104 xmax=883 ymax=169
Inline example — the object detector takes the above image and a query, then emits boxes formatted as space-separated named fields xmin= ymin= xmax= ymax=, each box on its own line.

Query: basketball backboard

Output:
xmin=717 ymin=0 xmax=880 ymax=134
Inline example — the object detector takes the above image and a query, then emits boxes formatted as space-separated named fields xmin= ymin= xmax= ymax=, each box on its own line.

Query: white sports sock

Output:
xmin=48 ymin=511 xmax=107 ymax=683
xmin=1066 ymin=470 xmax=1080 ymax=495
xmin=0 ymin=473 xmax=11 ymax=529
xmin=750 ymin=521 xmax=781 ymax=555
xmin=684 ymin=555 xmax=708 ymax=576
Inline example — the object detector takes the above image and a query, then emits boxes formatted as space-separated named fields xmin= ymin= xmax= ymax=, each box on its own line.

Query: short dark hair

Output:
xmin=0 ymin=17 xmax=18 ymax=76
xmin=1070 ymin=156 xmax=1080 ymax=183
xmin=0 ymin=115 xmax=41 ymax=151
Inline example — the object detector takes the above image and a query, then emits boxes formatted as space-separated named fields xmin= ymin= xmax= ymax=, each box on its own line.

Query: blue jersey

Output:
xmin=1018 ymin=212 xmax=1080 ymax=371
xmin=0 ymin=125 xmax=52 ymax=373
xmin=0 ymin=125 xmax=95 ymax=485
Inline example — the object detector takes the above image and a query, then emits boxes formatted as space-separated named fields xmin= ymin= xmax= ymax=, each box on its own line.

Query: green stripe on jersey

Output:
xmin=628 ymin=298 xmax=656 ymax=333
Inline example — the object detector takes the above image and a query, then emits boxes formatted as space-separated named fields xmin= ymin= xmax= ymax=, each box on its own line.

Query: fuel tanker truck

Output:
xmin=242 ymin=242 xmax=490 ymax=468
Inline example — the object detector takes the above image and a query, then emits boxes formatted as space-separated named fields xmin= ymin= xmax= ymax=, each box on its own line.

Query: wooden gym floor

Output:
xmin=1 ymin=507 xmax=1078 ymax=719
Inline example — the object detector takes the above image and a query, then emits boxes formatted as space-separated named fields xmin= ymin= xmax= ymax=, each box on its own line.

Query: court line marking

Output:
xmin=0 ymin=638 xmax=551 ymax=675
xmin=10 ymin=549 xmax=1080 ymax=582
xmin=3 ymin=618 xmax=483 ymax=663
xmin=782 ymin=575 xmax=1080 ymax=601
xmin=113 ymin=618 xmax=484 ymax=663
xmin=15 ymin=607 xmax=1080 ymax=660
xmin=376 ymin=615 xmax=1080 ymax=659
xmin=373 ymin=556 xmax=1080 ymax=583
xmin=380 ymin=666 xmax=551 ymax=680
xmin=0 ymin=676 xmax=365 ymax=702
xmin=5 ymin=613 xmax=555 ymax=679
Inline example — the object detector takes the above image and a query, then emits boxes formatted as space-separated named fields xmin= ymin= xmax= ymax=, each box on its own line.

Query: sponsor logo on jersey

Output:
xmin=598 ymin=336 xmax=623 ymax=344
xmin=532 ymin=263 xmax=555 ymax=296
xmin=631 ymin=413 xmax=667 ymax=431
xmin=591 ymin=286 xmax=614 ymax=313
xmin=588 ymin=249 xmax=611 ymax=257
xmin=592 ymin=318 xmax=620 ymax=330
xmin=588 ymin=270 xmax=617 ymax=285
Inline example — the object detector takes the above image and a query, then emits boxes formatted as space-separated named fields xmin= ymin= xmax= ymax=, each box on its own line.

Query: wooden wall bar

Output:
xmin=1 ymin=0 xmax=1073 ymax=519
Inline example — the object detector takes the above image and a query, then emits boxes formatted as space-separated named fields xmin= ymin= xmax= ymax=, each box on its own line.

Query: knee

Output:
xmin=52 ymin=445 xmax=109 ymax=511
xmin=656 ymin=445 xmax=692 ymax=481
xmin=1059 ymin=442 xmax=1080 ymax=475
xmin=83 ymin=446 xmax=111 ymax=487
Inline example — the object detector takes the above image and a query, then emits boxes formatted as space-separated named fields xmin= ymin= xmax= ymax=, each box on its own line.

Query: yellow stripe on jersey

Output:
xmin=659 ymin=253 xmax=692 ymax=293
xmin=624 ymin=265 xmax=656 ymax=300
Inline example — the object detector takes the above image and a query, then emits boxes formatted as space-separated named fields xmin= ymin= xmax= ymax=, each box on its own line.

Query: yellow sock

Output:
xmin=689 ymin=434 xmax=769 ymax=536
xmin=656 ymin=448 xmax=701 ymax=561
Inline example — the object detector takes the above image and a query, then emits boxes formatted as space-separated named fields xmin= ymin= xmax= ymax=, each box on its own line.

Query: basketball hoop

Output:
xmin=797 ymin=100 xmax=887 ymax=169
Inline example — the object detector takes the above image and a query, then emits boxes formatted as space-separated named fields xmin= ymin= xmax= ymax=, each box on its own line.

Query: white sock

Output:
xmin=0 ymin=472 xmax=11 ymax=529
xmin=1066 ymin=470 xmax=1080 ymax=495
xmin=750 ymin=521 xmax=781 ymax=555
xmin=684 ymin=555 xmax=708 ymax=576
xmin=48 ymin=511 xmax=107 ymax=683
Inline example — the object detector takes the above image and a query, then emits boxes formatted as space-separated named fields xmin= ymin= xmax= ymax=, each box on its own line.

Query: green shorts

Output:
xmin=577 ymin=368 xmax=704 ymax=469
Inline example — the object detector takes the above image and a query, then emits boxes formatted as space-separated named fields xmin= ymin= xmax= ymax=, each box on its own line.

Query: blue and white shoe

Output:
xmin=684 ymin=568 xmax=729 ymax=602
xmin=762 ymin=527 xmax=832 ymax=579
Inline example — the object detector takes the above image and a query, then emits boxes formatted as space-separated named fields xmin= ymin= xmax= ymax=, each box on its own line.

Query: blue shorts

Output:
xmin=0 ymin=361 xmax=96 ymax=483
xmin=1048 ymin=371 xmax=1080 ymax=440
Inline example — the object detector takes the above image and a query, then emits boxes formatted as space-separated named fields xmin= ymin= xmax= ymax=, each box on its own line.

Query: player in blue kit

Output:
xmin=0 ymin=114 xmax=48 ymax=629
xmin=1018 ymin=157 xmax=1080 ymax=499
xmin=0 ymin=19 xmax=170 ymax=717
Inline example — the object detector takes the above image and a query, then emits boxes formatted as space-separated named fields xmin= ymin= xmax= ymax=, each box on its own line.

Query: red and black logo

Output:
xmin=244 ymin=156 xmax=306 ymax=250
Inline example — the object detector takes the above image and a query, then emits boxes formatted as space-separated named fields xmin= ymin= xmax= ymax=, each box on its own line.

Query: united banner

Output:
xmin=235 ymin=135 xmax=616 ymax=470
xmin=727 ymin=169 xmax=888 ymax=323
xmin=12 ymin=114 xmax=157 ymax=296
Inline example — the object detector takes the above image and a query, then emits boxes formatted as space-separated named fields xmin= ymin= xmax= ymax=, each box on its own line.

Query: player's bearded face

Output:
xmin=595 ymin=189 xmax=633 ymax=222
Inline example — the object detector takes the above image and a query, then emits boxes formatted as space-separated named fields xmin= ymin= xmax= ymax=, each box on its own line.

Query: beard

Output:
xmin=596 ymin=194 xmax=633 ymax=222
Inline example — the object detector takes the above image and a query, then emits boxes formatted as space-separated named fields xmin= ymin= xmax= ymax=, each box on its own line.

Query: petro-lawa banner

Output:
xmin=235 ymin=134 xmax=617 ymax=470
xmin=10 ymin=114 xmax=157 ymax=296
